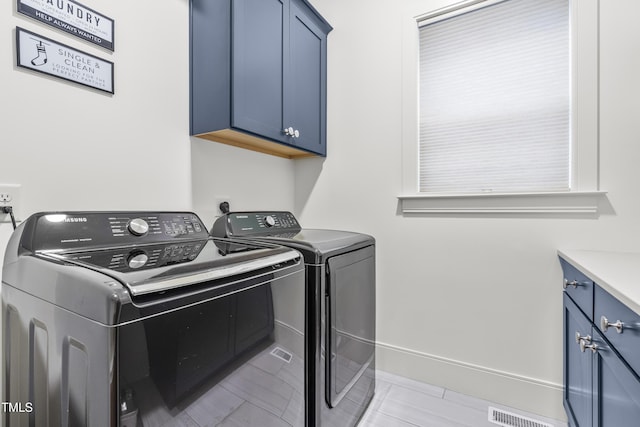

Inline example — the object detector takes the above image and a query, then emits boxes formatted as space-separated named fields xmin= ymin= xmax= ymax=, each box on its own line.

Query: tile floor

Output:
xmin=358 ymin=371 xmax=568 ymax=427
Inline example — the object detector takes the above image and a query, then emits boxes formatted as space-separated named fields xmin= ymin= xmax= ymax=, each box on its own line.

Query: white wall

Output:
xmin=0 ymin=0 xmax=295 ymax=261
xmin=191 ymin=139 xmax=295 ymax=227
xmin=302 ymin=0 xmax=640 ymax=421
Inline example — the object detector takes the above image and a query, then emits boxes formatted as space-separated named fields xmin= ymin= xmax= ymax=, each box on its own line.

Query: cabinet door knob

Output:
xmin=600 ymin=316 xmax=624 ymax=334
xmin=283 ymin=127 xmax=300 ymax=138
xmin=563 ymin=278 xmax=587 ymax=289
xmin=575 ymin=331 xmax=592 ymax=344
xmin=579 ymin=340 xmax=599 ymax=354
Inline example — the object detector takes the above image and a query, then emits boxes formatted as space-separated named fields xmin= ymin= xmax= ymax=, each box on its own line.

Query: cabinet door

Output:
xmin=286 ymin=1 xmax=327 ymax=155
xmin=563 ymin=294 xmax=593 ymax=427
xmin=232 ymin=0 xmax=288 ymax=143
xmin=592 ymin=329 xmax=640 ymax=427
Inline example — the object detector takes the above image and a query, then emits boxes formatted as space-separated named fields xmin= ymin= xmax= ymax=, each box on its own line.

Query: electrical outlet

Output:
xmin=214 ymin=196 xmax=232 ymax=215
xmin=0 ymin=184 xmax=22 ymax=222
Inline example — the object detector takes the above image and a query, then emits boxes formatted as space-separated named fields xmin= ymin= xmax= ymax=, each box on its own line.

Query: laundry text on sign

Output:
xmin=45 ymin=0 xmax=101 ymax=26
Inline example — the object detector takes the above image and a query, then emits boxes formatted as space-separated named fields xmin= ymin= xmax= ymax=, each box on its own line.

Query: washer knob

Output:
xmin=128 ymin=218 xmax=149 ymax=236
xmin=127 ymin=252 xmax=148 ymax=269
xmin=264 ymin=216 xmax=276 ymax=227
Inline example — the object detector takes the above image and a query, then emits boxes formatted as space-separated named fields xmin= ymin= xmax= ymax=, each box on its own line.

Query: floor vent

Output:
xmin=270 ymin=347 xmax=292 ymax=363
xmin=488 ymin=407 xmax=553 ymax=427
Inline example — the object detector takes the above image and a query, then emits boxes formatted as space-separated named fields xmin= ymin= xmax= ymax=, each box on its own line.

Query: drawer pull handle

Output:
xmin=600 ymin=316 xmax=624 ymax=334
xmin=563 ymin=279 xmax=587 ymax=289
xmin=575 ymin=332 xmax=592 ymax=344
xmin=580 ymin=340 xmax=599 ymax=353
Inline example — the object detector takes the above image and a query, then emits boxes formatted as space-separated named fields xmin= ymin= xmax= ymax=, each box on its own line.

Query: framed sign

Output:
xmin=17 ymin=0 xmax=114 ymax=51
xmin=16 ymin=27 xmax=114 ymax=94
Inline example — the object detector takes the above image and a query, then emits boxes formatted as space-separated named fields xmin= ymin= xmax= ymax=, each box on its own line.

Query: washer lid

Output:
xmin=40 ymin=238 xmax=300 ymax=297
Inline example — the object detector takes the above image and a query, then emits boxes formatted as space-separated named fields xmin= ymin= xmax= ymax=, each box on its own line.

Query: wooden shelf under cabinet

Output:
xmin=194 ymin=130 xmax=317 ymax=160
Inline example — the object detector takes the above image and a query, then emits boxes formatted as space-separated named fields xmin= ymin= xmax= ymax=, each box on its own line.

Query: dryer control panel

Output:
xmin=211 ymin=211 xmax=301 ymax=238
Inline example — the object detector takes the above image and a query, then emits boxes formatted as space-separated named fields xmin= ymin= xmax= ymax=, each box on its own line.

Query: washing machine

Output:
xmin=211 ymin=211 xmax=376 ymax=427
xmin=2 ymin=211 xmax=307 ymax=426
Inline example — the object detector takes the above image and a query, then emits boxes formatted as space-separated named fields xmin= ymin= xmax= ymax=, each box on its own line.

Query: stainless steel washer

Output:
xmin=211 ymin=211 xmax=376 ymax=427
xmin=2 ymin=211 xmax=306 ymax=426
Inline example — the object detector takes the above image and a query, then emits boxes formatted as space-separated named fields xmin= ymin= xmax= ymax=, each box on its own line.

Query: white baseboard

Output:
xmin=375 ymin=340 xmax=567 ymax=422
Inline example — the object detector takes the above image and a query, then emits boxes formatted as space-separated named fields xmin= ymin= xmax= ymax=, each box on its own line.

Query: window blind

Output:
xmin=418 ymin=0 xmax=570 ymax=194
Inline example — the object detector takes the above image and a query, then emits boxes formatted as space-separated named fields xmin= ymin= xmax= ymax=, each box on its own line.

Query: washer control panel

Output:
xmin=59 ymin=240 xmax=207 ymax=272
xmin=211 ymin=211 xmax=301 ymax=238
xmin=26 ymin=212 xmax=209 ymax=252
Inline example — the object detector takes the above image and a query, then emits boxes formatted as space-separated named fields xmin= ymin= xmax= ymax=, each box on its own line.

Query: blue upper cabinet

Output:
xmin=190 ymin=0 xmax=332 ymax=159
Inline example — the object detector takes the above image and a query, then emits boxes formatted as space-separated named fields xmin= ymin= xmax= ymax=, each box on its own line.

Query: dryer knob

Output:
xmin=264 ymin=216 xmax=276 ymax=227
xmin=128 ymin=218 xmax=149 ymax=236
xmin=127 ymin=252 xmax=148 ymax=269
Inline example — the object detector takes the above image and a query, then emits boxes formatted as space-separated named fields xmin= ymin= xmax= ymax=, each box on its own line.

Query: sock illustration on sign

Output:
xmin=31 ymin=41 xmax=47 ymax=66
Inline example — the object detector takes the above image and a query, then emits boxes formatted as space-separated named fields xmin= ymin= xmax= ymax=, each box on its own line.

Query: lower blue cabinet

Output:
xmin=592 ymin=328 xmax=640 ymax=427
xmin=561 ymin=257 xmax=640 ymax=427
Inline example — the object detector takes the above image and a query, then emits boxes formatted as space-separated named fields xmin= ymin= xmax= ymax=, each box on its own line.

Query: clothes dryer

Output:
xmin=211 ymin=211 xmax=376 ymax=427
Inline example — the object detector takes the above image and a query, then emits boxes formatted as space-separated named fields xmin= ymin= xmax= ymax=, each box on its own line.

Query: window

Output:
xmin=419 ymin=0 xmax=569 ymax=194
xmin=399 ymin=0 xmax=604 ymax=215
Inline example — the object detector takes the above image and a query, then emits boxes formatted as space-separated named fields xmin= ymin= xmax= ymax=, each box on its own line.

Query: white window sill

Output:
xmin=398 ymin=191 xmax=608 ymax=216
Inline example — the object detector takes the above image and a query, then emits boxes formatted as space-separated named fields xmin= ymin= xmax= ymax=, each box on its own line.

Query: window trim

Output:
xmin=398 ymin=191 xmax=605 ymax=215
xmin=399 ymin=0 xmax=606 ymax=216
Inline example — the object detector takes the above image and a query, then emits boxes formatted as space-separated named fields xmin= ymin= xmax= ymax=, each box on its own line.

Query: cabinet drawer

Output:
xmin=560 ymin=257 xmax=594 ymax=320
xmin=595 ymin=284 xmax=640 ymax=378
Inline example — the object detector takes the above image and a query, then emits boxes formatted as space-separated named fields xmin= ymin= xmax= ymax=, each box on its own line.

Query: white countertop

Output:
xmin=558 ymin=249 xmax=640 ymax=315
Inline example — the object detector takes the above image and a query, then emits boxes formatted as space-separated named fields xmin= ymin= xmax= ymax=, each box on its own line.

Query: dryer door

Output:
xmin=325 ymin=245 xmax=375 ymax=407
